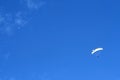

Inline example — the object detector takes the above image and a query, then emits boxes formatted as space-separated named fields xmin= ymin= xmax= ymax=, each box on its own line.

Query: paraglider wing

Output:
xmin=91 ymin=48 xmax=103 ymax=54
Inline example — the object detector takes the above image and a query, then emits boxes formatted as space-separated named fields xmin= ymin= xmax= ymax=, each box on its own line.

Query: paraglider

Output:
xmin=91 ymin=48 xmax=103 ymax=54
xmin=91 ymin=48 xmax=103 ymax=57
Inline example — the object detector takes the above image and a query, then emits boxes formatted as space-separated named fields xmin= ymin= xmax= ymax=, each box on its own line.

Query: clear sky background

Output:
xmin=0 ymin=0 xmax=120 ymax=80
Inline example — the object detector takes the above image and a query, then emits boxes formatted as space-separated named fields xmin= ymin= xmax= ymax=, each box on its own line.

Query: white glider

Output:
xmin=91 ymin=48 xmax=103 ymax=54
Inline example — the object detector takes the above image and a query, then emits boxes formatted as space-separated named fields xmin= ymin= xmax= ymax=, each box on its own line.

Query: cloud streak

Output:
xmin=26 ymin=0 xmax=46 ymax=10
xmin=0 ymin=0 xmax=45 ymax=36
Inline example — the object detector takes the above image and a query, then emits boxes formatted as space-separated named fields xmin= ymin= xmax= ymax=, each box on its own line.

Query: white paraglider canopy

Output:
xmin=91 ymin=48 xmax=103 ymax=55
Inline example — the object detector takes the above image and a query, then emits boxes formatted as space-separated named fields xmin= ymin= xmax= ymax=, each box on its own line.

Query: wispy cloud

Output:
xmin=0 ymin=0 xmax=46 ymax=36
xmin=0 ymin=13 xmax=14 ymax=35
xmin=0 ymin=76 xmax=16 ymax=80
xmin=0 ymin=12 xmax=19 ymax=35
xmin=38 ymin=72 xmax=50 ymax=80
xmin=4 ymin=53 xmax=10 ymax=60
xmin=9 ymin=77 xmax=16 ymax=80
xmin=0 ymin=72 xmax=51 ymax=80
xmin=30 ymin=72 xmax=51 ymax=80
xmin=14 ymin=12 xmax=29 ymax=27
xmin=0 ymin=14 xmax=5 ymax=23
xmin=25 ymin=0 xmax=46 ymax=10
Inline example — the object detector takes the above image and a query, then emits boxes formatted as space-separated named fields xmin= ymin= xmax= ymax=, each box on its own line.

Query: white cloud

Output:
xmin=15 ymin=12 xmax=28 ymax=26
xmin=0 ymin=11 xmax=28 ymax=35
xmin=3 ymin=26 xmax=14 ymax=36
xmin=4 ymin=53 xmax=10 ymax=60
xmin=25 ymin=0 xmax=45 ymax=10
xmin=0 ymin=12 xmax=15 ymax=35
xmin=9 ymin=77 xmax=16 ymax=80
xmin=38 ymin=72 xmax=50 ymax=80
xmin=0 ymin=76 xmax=16 ymax=80
xmin=0 ymin=14 xmax=5 ymax=23
xmin=0 ymin=0 xmax=46 ymax=36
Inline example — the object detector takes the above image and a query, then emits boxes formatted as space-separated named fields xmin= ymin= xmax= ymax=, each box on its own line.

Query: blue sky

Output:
xmin=0 ymin=0 xmax=120 ymax=80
